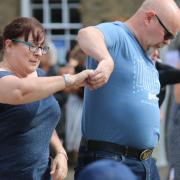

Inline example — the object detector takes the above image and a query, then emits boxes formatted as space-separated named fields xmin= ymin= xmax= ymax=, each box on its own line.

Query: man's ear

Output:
xmin=144 ymin=11 xmax=156 ymax=24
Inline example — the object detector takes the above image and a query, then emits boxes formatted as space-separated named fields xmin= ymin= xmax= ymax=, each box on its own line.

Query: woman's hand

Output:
xmin=67 ymin=69 xmax=95 ymax=88
xmin=50 ymin=152 xmax=68 ymax=180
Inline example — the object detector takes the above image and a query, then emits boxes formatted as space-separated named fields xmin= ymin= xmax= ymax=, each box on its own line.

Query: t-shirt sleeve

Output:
xmin=95 ymin=22 xmax=124 ymax=49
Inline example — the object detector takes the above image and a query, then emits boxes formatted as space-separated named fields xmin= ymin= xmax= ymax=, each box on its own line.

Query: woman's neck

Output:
xmin=0 ymin=59 xmax=27 ymax=78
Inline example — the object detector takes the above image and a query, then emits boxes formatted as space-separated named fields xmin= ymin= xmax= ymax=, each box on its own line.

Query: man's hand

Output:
xmin=87 ymin=58 xmax=114 ymax=89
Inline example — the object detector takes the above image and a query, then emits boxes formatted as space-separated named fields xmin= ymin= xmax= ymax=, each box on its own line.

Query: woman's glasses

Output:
xmin=11 ymin=39 xmax=49 ymax=55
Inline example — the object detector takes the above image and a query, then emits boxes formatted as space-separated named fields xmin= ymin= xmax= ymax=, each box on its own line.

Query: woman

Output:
xmin=0 ymin=17 xmax=93 ymax=180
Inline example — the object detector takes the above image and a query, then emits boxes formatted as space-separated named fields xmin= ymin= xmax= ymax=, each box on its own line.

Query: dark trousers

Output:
xmin=74 ymin=143 xmax=160 ymax=180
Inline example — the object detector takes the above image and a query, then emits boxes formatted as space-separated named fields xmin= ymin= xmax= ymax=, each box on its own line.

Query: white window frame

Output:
xmin=20 ymin=0 xmax=82 ymax=64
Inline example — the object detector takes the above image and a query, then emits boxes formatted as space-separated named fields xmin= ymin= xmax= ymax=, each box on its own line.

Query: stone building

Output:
xmin=0 ymin=0 xmax=147 ymax=63
xmin=80 ymin=0 xmax=143 ymax=25
xmin=0 ymin=0 xmax=20 ymax=33
xmin=0 ymin=0 xmax=179 ymax=62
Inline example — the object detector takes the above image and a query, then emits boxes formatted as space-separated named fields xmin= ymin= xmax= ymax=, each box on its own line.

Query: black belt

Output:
xmin=81 ymin=138 xmax=153 ymax=161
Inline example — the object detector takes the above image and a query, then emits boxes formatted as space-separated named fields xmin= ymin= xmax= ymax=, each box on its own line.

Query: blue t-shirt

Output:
xmin=0 ymin=69 xmax=60 ymax=179
xmin=82 ymin=22 xmax=160 ymax=149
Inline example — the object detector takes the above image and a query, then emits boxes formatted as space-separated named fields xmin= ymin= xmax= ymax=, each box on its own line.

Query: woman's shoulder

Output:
xmin=0 ymin=68 xmax=47 ymax=78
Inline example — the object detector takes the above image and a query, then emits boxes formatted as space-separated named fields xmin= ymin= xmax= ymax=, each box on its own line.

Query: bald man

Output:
xmin=74 ymin=0 xmax=180 ymax=180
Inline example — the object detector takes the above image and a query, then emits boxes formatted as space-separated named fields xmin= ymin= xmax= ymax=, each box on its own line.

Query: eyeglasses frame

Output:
xmin=11 ymin=38 xmax=49 ymax=55
xmin=155 ymin=15 xmax=174 ymax=40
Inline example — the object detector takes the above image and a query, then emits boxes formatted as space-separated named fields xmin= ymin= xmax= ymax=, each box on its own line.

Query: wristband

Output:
xmin=63 ymin=74 xmax=71 ymax=87
xmin=57 ymin=151 xmax=68 ymax=160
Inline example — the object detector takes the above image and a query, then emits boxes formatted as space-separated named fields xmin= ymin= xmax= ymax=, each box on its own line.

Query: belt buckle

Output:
xmin=139 ymin=149 xmax=153 ymax=160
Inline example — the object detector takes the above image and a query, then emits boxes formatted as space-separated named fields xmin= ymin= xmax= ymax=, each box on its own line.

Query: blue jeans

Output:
xmin=74 ymin=145 xmax=160 ymax=180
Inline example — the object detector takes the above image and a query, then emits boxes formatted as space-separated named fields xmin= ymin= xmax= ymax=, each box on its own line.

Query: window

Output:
xmin=22 ymin=0 xmax=82 ymax=65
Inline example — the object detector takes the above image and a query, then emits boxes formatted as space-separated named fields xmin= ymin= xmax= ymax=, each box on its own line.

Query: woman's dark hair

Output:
xmin=0 ymin=17 xmax=46 ymax=51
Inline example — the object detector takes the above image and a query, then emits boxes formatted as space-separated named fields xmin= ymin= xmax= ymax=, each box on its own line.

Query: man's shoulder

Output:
xmin=97 ymin=21 xmax=123 ymax=27
xmin=96 ymin=21 xmax=125 ymax=33
xmin=112 ymin=21 xmax=123 ymax=26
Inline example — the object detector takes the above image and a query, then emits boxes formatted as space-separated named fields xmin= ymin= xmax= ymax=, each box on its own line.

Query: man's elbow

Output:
xmin=77 ymin=28 xmax=89 ymax=44
xmin=78 ymin=26 xmax=95 ymax=40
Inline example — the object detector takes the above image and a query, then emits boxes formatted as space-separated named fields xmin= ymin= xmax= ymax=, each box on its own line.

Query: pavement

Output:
xmin=65 ymin=167 xmax=74 ymax=180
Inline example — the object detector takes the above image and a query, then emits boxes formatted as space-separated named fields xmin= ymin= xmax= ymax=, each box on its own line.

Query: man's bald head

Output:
xmin=139 ymin=0 xmax=180 ymax=34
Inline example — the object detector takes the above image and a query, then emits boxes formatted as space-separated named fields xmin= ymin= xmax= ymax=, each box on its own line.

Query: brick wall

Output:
xmin=80 ymin=0 xmax=144 ymax=26
xmin=0 ymin=0 xmax=20 ymax=32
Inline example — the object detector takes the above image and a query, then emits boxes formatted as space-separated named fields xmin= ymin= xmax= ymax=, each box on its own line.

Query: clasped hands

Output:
xmin=72 ymin=59 xmax=114 ymax=90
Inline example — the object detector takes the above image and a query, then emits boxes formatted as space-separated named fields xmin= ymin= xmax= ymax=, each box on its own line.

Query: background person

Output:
xmin=150 ymin=49 xmax=180 ymax=107
xmin=167 ymin=61 xmax=180 ymax=180
xmin=65 ymin=44 xmax=86 ymax=165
